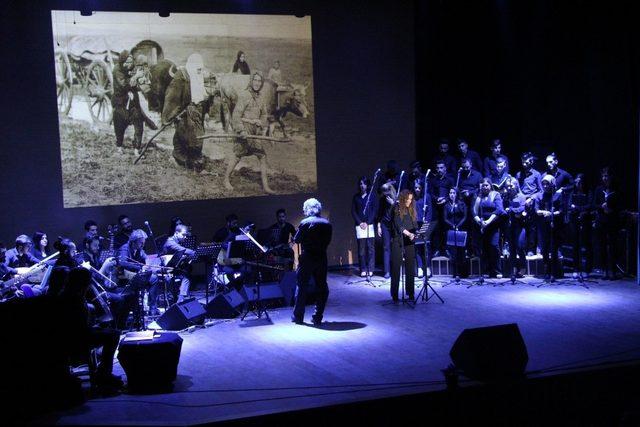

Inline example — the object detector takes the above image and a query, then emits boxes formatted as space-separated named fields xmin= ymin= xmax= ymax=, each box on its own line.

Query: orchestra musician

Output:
xmin=31 ymin=231 xmax=50 ymax=261
xmin=503 ymin=177 xmax=528 ymax=278
xmin=535 ymin=175 xmax=564 ymax=280
xmin=429 ymin=159 xmax=454 ymax=256
xmin=84 ymin=220 xmax=99 ymax=239
xmin=457 ymin=138 xmax=483 ymax=173
xmin=4 ymin=235 xmax=39 ymax=268
xmin=515 ymin=152 xmax=543 ymax=256
xmin=443 ymin=187 xmax=468 ymax=277
xmin=483 ymin=139 xmax=510 ymax=179
xmin=568 ymin=173 xmax=594 ymax=277
xmin=390 ymin=189 xmax=418 ymax=302
xmin=162 ymin=224 xmax=195 ymax=303
xmin=59 ymin=267 xmax=123 ymax=394
xmin=593 ymin=167 xmax=620 ymax=280
xmin=267 ymin=208 xmax=296 ymax=259
xmin=117 ymin=229 xmax=160 ymax=315
xmin=213 ymin=214 xmax=241 ymax=244
xmin=472 ymin=178 xmax=504 ymax=278
xmin=377 ymin=183 xmax=397 ymax=279
xmin=458 ymin=158 xmax=483 ymax=255
xmin=292 ymin=198 xmax=332 ymax=325
xmin=113 ymin=215 xmax=134 ymax=249
xmin=352 ymin=177 xmax=377 ymax=277
xmin=81 ymin=235 xmax=133 ymax=329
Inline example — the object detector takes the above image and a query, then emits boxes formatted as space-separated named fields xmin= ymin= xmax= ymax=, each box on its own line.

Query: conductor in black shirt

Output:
xmin=292 ymin=198 xmax=332 ymax=326
xmin=391 ymin=189 xmax=418 ymax=302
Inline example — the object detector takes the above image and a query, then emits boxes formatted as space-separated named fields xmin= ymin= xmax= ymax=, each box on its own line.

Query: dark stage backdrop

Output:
xmin=415 ymin=0 xmax=639 ymax=208
xmin=0 ymin=0 xmax=415 ymax=265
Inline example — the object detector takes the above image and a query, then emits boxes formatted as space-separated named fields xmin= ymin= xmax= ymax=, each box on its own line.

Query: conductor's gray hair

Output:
xmin=303 ymin=198 xmax=322 ymax=217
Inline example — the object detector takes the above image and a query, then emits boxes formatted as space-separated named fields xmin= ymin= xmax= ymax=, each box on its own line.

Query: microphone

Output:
xmin=144 ymin=220 xmax=154 ymax=236
xmin=425 ymin=169 xmax=431 ymax=178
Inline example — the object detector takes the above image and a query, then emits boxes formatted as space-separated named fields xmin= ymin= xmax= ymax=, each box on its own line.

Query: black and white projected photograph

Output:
xmin=51 ymin=11 xmax=316 ymax=207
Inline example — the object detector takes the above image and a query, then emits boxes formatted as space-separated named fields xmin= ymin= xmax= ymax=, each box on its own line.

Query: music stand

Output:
xmin=233 ymin=230 xmax=272 ymax=321
xmin=443 ymin=228 xmax=474 ymax=287
xmin=414 ymin=222 xmax=445 ymax=304
xmin=196 ymin=243 xmax=224 ymax=303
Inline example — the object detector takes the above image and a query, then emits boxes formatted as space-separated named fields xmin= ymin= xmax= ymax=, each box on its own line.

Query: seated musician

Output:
xmin=31 ymin=231 xmax=50 ymax=261
xmin=117 ymin=229 xmax=160 ymax=315
xmin=0 ymin=242 xmax=17 ymax=280
xmin=213 ymin=213 xmax=241 ymax=244
xmin=81 ymin=235 xmax=133 ymax=329
xmin=162 ymin=224 xmax=195 ymax=303
xmin=267 ymin=208 xmax=296 ymax=260
xmin=59 ymin=267 xmax=123 ymax=394
xmin=4 ymin=235 xmax=39 ymax=268
xmin=84 ymin=220 xmax=99 ymax=238
xmin=113 ymin=214 xmax=134 ymax=250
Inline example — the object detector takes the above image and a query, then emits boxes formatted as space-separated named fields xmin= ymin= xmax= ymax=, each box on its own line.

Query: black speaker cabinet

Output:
xmin=242 ymin=283 xmax=284 ymax=303
xmin=118 ymin=332 xmax=183 ymax=393
xmin=205 ymin=289 xmax=245 ymax=318
xmin=450 ymin=323 xmax=528 ymax=381
xmin=156 ymin=298 xmax=206 ymax=330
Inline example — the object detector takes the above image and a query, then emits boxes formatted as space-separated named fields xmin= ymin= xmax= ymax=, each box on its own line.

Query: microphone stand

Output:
xmin=347 ymin=169 xmax=383 ymax=287
xmin=146 ymin=222 xmax=160 ymax=255
xmin=415 ymin=170 xmax=445 ymax=304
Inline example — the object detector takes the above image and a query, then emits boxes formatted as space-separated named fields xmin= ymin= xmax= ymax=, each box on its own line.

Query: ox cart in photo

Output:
xmin=54 ymin=37 xmax=164 ymax=124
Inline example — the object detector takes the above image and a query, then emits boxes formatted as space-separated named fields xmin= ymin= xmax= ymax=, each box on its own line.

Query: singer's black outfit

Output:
xmin=390 ymin=210 xmax=418 ymax=301
xmin=535 ymin=191 xmax=564 ymax=278
xmin=351 ymin=191 xmax=378 ymax=274
xmin=505 ymin=192 xmax=528 ymax=276
xmin=292 ymin=215 xmax=332 ymax=323
xmin=593 ymin=185 xmax=619 ymax=279
xmin=444 ymin=199 xmax=468 ymax=277
xmin=473 ymin=191 xmax=504 ymax=277
xmin=568 ymin=190 xmax=593 ymax=274
xmin=377 ymin=195 xmax=395 ymax=277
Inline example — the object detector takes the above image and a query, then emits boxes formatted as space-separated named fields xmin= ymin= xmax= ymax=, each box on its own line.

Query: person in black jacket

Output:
xmin=443 ymin=187 xmax=468 ymax=277
xmin=472 ymin=178 xmax=505 ymax=277
xmin=593 ymin=167 xmax=620 ymax=280
xmin=568 ymin=173 xmax=593 ymax=276
xmin=390 ymin=190 xmax=418 ymax=302
xmin=292 ymin=198 xmax=332 ymax=325
xmin=457 ymin=138 xmax=483 ymax=173
xmin=351 ymin=176 xmax=378 ymax=277
xmin=535 ymin=175 xmax=564 ymax=279
xmin=377 ymin=183 xmax=397 ymax=279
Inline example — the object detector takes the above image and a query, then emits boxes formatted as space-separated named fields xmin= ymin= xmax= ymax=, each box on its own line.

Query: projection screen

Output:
xmin=51 ymin=11 xmax=316 ymax=207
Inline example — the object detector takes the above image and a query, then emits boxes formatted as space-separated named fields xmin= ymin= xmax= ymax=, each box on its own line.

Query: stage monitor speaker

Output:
xmin=118 ymin=332 xmax=183 ymax=392
xmin=450 ymin=323 xmax=528 ymax=381
xmin=205 ymin=289 xmax=245 ymax=318
xmin=156 ymin=298 xmax=206 ymax=330
xmin=278 ymin=271 xmax=297 ymax=306
xmin=242 ymin=283 xmax=284 ymax=303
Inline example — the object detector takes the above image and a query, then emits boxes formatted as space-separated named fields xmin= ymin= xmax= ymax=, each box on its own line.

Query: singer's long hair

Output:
xmin=396 ymin=189 xmax=416 ymax=221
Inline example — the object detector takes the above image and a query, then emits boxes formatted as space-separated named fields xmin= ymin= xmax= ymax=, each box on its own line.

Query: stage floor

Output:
xmin=38 ymin=272 xmax=640 ymax=426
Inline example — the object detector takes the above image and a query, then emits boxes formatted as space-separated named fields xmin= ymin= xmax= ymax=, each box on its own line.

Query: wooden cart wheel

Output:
xmin=55 ymin=50 xmax=73 ymax=115
xmin=85 ymin=59 xmax=113 ymax=124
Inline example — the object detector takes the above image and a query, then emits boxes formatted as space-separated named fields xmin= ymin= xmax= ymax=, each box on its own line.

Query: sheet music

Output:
xmin=355 ymin=224 xmax=375 ymax=239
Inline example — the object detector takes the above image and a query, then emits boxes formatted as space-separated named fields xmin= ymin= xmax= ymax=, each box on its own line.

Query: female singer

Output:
xmin=443 ymin=187 xmax=468 ymax=278
xmin=504 ymin=177 xmax=527 ymax=278
xmin=351 ymin=176 xmax=377 ymax=277
xmin=31 ymin=231 xmax=49 ymax=261
xmin=390 ymin=189 xmax=418 ymax=301
xmin=472 ymin=178 xmax=504 ymax=278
